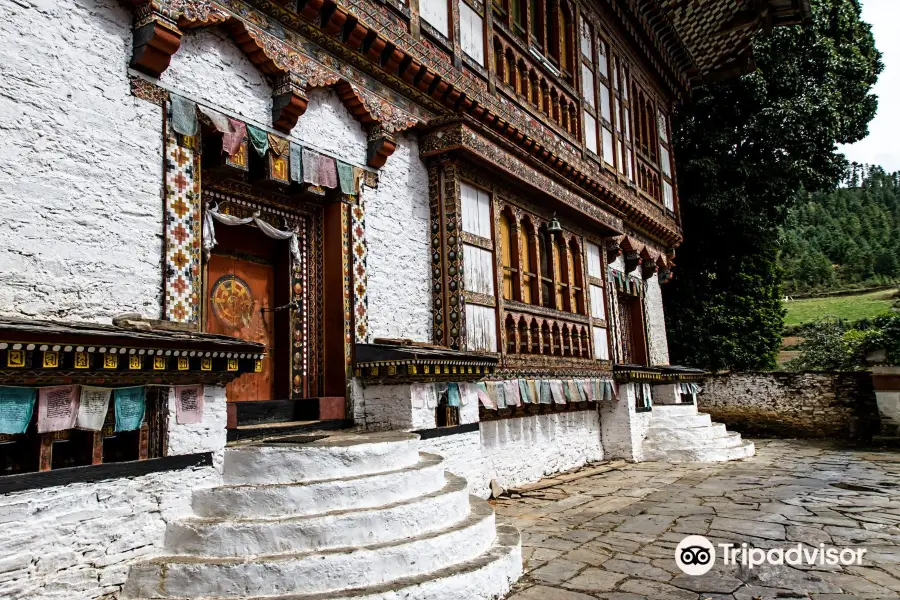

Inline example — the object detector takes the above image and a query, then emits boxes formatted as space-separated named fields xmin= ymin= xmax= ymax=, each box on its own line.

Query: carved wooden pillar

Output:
xmin=272 ymin=73 xmax=309 ymax=134
xmin=130 ymin=4 xmax=183 ymax=77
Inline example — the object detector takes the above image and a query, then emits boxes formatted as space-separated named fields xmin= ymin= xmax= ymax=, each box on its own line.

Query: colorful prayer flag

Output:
xmin=76 ymin=386 xmax=111 ymax=431
xmin=175 ymin=385 xmax=204 ymax=425
xmin=0 ymin=386 xmax=36 ymax=435
xmin=447 ymin=383 xmax=461 ymax=407
xmin=550 ymin=380 xmax=566 ymax=404
xmin=114 ymin=387 xmax=146 ymax=432
xmin=37 ymin=385 xmax=79 ymax=433
xmin=504 ymin=380 xmax=520 ymax=407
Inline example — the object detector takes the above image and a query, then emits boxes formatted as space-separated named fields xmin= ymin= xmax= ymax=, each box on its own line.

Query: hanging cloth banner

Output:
xmin=550 ymin=380 xmax=567 ymax=404
xmin=337 ymin=161 xmax=355 ymax=195
xmin=171 ymin=94 xmax=199 ymax=137
xmin=447 ymin=383 xmax=461 ymax=407
xmin=352 ymin=166 xmax=365 ymax=193
xmin=503 ymin=379 xmax=519 ymax=407
xmin=175 ymin=385 xmax=205 ymax=425
xmin=247 ymin=125 xmax=270 ymax=157
xmin=197 ymin=105 xmax=231 ymax=136
xmin=565 ymin=379 xmax=580 ymax=403
xmin=0 ymin=386 xmax=37 ymax=435
xmin=518 ymin=379 xmax=531 ymax=404
xmin=203 ymin=202 xmax=301 ymax=264
xmin=222 ymin=118 xmax=247 ymax=156
xmin=302 ymin=148 xmax=339 ymax=188
xmin=37 ymin=385 xmax=79 ymax=433
xmin=477 ymin=382 xmax=494 ymax=410
xmin=76 ymin=386 xmax=112 ymax=431
xmin=539 ymin=380 xmax=552 ymax=405
xmin=268 ymin=133 xmax=289 ymax=157
xmin=289 ymin=142 xmax=303 ymax=183
xmin=114 ymin=387 xmax=146 ymax=432
xmin=484 ymin=382 xmax=500 ymax=410
xmin=578 ymin=379 xmax=591 ymax=402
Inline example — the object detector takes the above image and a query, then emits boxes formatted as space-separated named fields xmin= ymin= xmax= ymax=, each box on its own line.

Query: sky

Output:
xmin=837 ymin=0 xmax=900 ymax=171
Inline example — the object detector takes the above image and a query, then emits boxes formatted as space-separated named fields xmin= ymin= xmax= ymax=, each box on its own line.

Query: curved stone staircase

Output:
xmin=642 ymin=403 xmax=755 ymax=462
xmin=122 ymin=432 xmax=522 ymax=600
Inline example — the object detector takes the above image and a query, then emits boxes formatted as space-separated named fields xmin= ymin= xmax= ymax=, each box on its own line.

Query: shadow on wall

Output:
xmin=699 ymin=371 xmax=881 ymax=442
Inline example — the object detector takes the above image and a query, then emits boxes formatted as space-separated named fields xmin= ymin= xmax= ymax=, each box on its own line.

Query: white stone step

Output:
xmin=644 ymin=422 xmax=729 ymax=443
xmin=644 ymin=440 xmax=755 ymax=463
xmin=649 ymin=412 xmax=712 ymax=429
xmin=122 ymin=497 xmax=498 ymax=599
xmin=194 ymin=452 xmax=447 ymax=520
xmin=224 ymin=432 xmax=420 ymax=485
xmin=128 ymin=525 xmax=523 ymax=600
xmin=167 ymin=473 xmax=470 ymax=556
xmin=645 ymin=431 xmax=744 ymax=452
xmin=650 ymin=403 xmax=698 ymax=417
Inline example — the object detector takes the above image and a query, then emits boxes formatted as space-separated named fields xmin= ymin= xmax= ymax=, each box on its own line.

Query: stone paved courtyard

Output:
xmin=496 ymin=439 xmax=900 ymax=599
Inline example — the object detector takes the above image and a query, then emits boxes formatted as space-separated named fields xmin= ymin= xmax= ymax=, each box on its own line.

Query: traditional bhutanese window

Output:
xmin=597 ymin=38 xmax=608 ymax=77
xmin=460 ymin=182 xmax=497 ymax=353
xmin=461 ymin=183 xmax=491 ymax=238
xmin=538 ymin=226 xmax=554 ymax=309
xmin=558 ymin=2 xmax=573 ymax=78
xmin=590 ymin=284 xmax=605 ymax=318
xmin=586 ymin=241 xmax=602 ymax=278
xmin=466 ymin=304 xmax=497 ymax=352
xmin=584 ymin=111 xmax=598 ymax=154
xmin=529 ymin=0 xmax=544 ymax=47
xmin=663 ymin=181 xmax=674 ymax=210
xmin=555 ymin=236 xmax=569 ymax=311
xmin=617 ymin=140 xmax=625 ymax=175
xmin=581 ymin=64 xmax=595 ymax=107
xmin=521 ymin=219 xmax=536 ymax=304
xmin=658 ymin=109 xmax=668 ymax=142
xmin=511 ymin=0 xmax=526 ymax=37
xmin=569 ymin=238 xmax=585 ymax=314
xmin=625 ymin=148 xmax=634 ymax=181
xmin=599 ymin=82 xmax=611 ymax=123
xmin=593 ymin=326 xmax=610 ymax=360
xmin=601 ymin=127 xmax=614 ymax=167
xmin=499 ymin=211 xmax=518 ymax=301
xmin=421 ymin=0 xmax=450 ymax=37
xmin=580 ymin=17 xmax=592 ymax=60
xmin=660 ymin=145 xmax=671 ymax=177
xmin=459 ymin=2 xmax=485 ymax=66
xmin=464 ymin=244 xmax=495 ymax=296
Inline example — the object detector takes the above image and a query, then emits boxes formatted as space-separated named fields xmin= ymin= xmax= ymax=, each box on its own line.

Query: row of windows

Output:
xmin=459 ymin=182 xmax=611 ymax=361
xmin=417 ymin=2 xmax=676 ymax=211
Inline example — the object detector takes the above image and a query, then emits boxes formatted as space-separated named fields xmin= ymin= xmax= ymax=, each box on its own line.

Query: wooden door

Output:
xmin=206 ymin=255 xmax=276 ymax=401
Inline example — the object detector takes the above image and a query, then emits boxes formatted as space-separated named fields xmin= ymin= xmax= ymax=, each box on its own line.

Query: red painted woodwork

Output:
xmin=206 ymin=255 xmax=276 ymax=402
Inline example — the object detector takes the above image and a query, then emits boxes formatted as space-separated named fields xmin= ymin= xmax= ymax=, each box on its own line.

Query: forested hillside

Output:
xmin=780 ymin=166 xmax=900 ymax=295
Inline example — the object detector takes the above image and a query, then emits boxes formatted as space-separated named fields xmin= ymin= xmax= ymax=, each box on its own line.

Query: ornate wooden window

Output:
xmin=520 ymin=217 xmax=536 ymax=304
xmin=538 ymin=225 xmax=554 ymax=309
xmin=586 ymin=241 xmax=611 ymax=362
xmin=659 ymin=109 xmax=676 ymax=211
xmin=499 ymin=210 xmax=520 ymax=301
xmin=421 ymin=0 xmax=450 ymax=38
xmin=459 ymin=1 xmax=486 ymax=66
xmin=460 ymin=182 xmax=498 ymax=352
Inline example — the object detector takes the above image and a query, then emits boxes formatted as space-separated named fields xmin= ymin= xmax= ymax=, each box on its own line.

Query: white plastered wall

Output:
xmin=421 ymin=411 xmax=604 ymax=498
xmin=0 ymin=385 xmax=227 ymax=600
xmin=0 ymin=0 xmax=164 ymax=323
xmin=644 ymin=273 xmax=670 ymax=366
xmin=599 ymin=382 xmax=651 ymax=462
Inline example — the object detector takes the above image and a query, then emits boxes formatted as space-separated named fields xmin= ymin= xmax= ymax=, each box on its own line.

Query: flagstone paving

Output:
xmin=497 ymin=439 xmax=900 ymax=599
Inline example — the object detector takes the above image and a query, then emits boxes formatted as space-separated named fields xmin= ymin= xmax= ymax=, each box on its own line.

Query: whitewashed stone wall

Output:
xmin=0 ymin=385 xmax=227 ymax=600
xmin=599 ymin=383 xmax=651 ymax=461
xmin=161 ymin=27 xmax=272 ymax=126
xmin=0 ymin=0 xmax=163 ymax=323
xmin=365 ymin=133 xmax=432 ymax=342
xmin=644 ymin=274 xmax=669 ymax=365
xmin=423 ymin=411 xmax=603 ymax=499
xmin=352 ymin=380 xmax=479 ymax=431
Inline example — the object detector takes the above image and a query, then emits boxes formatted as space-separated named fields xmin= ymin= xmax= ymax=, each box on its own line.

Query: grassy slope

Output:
xmin=783 ymin=289 xmax=897 ymax=327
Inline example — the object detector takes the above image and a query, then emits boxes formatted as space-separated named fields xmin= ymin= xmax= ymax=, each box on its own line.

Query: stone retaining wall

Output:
xmin=699 ymin=372 xmax=880 ymax=440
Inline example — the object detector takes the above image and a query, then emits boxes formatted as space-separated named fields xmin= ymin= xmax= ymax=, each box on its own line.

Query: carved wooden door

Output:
xmin=206 ymin=255 xmax=276 ymax=402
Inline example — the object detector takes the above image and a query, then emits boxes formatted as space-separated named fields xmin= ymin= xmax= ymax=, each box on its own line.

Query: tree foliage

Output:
xmin=664 ymin=0 xmax=881 ymax=371
xmin=780 ymin=167 xmax=900 ymax=294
